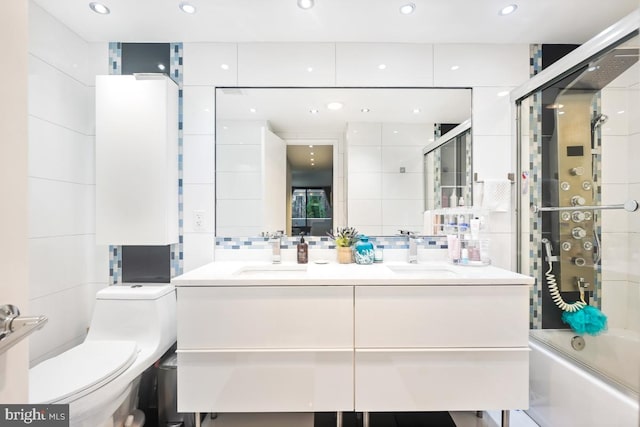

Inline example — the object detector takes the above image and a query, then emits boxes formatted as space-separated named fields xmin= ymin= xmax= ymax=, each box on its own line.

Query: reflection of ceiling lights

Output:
xmin=89 ymin=2 xmax=110 ymax=14
xmin=378 ymin=64 xmax=387 ymax=70
xmin=361 ymin=108 xmax=370 ymax=113
xmin=450 ymin=65 xmax=460 ymax=71
xmin=587 ymin=65 xmax=600 ymax=72
xmin=297 ymin=0 xmax=315 ymax=10
xmin=412 ymin=108 xmax=421 ymax=114
xmin=499 ymin=4 xmax=518 ymax=15
xmin=307 ymin=67 xmax=313 ymax=72
xmin=393 ymin=130 xmax=399 ymax=134
xmin=497 ymin=90 xmax=510 ymax=97
xmin=179 ymin=2 xmax=197 ymax=14
xmin=249 ymin=108 xmax=257 ymax=113
xmin=221 ymin=64 xmax=229 ymax=70
xmin=399 ymin=3 xmax=416 ymax=14
xmin=309 ymin=145 xmax=314 ymax=148
xmin=546 ymin=103 xmax=564 ymax=109
xmin=157 ymin=63 xmax=166 ymax=71
xmin=327 ymin=102 xmax=343 ymax=110
xmin=618 ymin=110 xmax=625 ymax=114
xmin=310 ymin=152 xmax=314 ymax=155
xmin=310 ymin=109 xmax=319 ymax=114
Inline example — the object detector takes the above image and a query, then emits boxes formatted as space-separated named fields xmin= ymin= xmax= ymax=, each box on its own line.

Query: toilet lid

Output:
xmin=29 ymin=340 xmax=138 ymax=404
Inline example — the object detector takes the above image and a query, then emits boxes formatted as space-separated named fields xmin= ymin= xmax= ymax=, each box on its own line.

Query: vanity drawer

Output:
xmin=355 ymin=285 xmax=529 ymax=348
xmin=177 ymin=286 xmax=353 ymax=349
xmin=177 ymin=349 xmax=354 ymax=412
xmin=354 ymin=348 xmax=529 ymax=411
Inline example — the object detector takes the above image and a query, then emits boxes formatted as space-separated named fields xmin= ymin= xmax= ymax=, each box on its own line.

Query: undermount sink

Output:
xmin=386 ymin=265 xmax=458 ymax=278
xmin=234 ymin=264 xmax=308 ymax=276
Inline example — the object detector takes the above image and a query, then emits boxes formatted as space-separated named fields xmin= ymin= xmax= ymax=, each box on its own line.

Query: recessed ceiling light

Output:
xmin=307 ymin=66 xmax=313 ymax=72
xmin=311 ymin=163 xmax=315 ymax=166
xmin=222 ymin=126 xmax=228 ymax=130
xmin=157 ymin=63 xmax=166 ymax=71
xmin=587 ymin=65 xmax=600 ymax=72
xmin=378 ymin=64 xmax=387 ymax=70
xmin=179 ymin=2 xmax=197 ymax=14
xmin=310 ymin=152 xmax=314 ymax=155
xmin=310 ymin=109 xmax=319 ymax=114
xmin=497 ymin=90 xmax=510 ymax=97
xmin=412 ymin=108 xmax=421 ymax=114
xmin=220 ymin=64 xmax=229 ymax=70
xmin=311 ymin=158 xmax=315 ymax=162
xmin=361 ymin=108 xmax=370 ymax=113
xmin=618 ymin=110 xmax=625 ymax=114
xmin=399 ymin=3 xmax=416 ymax=14
xmin=309 ymin=145 xmax=314 ymax=148
xmin=393 ymin=130 xmax=399 ymax=134
xmin=327 ymin=102 xmax=343 ymax=110
xmin=249 ymin=108 xmax=257 ymax=113
xmin=297 ymin=0 xmax=315 ymax=10
xmin=499 ymin=4 xmax=518 ymax=15
xmin=89 ymin=2 xmax=110 ymax=14
xmin=450 ymin=65 xmax=460 ymax=71
xmin=204 ymin=108 xmax=210 ymax=112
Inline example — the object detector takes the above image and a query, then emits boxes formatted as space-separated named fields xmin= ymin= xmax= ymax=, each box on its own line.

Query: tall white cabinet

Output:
xmin=95 ymin=74 xmax=179 ymax=245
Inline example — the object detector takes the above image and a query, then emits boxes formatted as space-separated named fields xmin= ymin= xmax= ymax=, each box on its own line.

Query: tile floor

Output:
xmin=200 ymin=410 xmax=539 ymax=427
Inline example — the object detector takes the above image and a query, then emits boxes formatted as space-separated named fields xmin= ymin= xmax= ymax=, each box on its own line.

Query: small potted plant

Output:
xmin=328 ymin=226 xmax=360 ymax=264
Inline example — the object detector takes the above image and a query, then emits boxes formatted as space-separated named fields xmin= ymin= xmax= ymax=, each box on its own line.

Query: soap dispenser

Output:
xmin=297 ymin=233 xmax=308 ymax=264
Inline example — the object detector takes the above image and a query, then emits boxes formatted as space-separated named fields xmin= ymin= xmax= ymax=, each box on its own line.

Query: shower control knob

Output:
xmin=572 ymin=257 xmax=587 ymax=267
xmin=584 ymin=212 xmax=593 ymax=221
xmin=561 ymin=212 xmax=571 ymax=221
xmin=570 ymin=167 xmax=585 ymax=176
xmin=582 ymin=181 xmax=592 ymax=191
xmin=572 ymin=227 xmax=587 ymax=239
xmin=571 ymin=195 xmax=586 ymax=206
xmin=561 ymin=242 xmax=572 ymax=251
xmin=583 ymin=241 xmax=593 ymax=251
xmin=560 ymin=182 xmax=571 ymax=191
xmin=572 ymin=211 xmax=586 ymax=222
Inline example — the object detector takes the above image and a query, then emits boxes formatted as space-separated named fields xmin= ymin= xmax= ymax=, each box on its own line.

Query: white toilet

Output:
xmin=29 ymin=284 xmax=177 ymax=427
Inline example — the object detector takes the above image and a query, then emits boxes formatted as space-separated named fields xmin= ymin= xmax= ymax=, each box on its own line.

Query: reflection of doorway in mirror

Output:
xmin=286 ymin=142 xmax=335 ymax=236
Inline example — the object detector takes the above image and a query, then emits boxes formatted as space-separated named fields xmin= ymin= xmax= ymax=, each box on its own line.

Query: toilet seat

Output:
xmin=29 ymin=340 xmax=138 ymax=404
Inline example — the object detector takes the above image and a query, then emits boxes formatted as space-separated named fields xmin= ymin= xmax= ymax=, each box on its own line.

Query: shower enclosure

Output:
xmin=514 ymin=15 xmax=639 ymax=426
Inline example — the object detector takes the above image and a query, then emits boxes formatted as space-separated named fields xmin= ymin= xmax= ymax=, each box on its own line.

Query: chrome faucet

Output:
xmin=268 ymin=231 xmax=284 ymax=264
xmin=399 ymin=230 xmax=418 ymax=264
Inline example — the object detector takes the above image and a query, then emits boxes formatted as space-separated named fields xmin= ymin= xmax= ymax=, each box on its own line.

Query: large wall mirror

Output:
xmin=215 ymin=87 xmax=472 ymax=237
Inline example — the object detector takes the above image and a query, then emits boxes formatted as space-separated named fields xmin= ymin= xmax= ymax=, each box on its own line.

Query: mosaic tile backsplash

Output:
xmin=216 ymin=235 xmax=449 ymax=250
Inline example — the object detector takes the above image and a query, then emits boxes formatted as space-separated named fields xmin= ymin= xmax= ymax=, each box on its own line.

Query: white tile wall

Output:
xmin=382 ymin=146 xmax=424 ymax=173
xmin=183 ymin=43 xmax=238 ymax=86
xmin=348 ymin=146 xmax=382 ymax=172
xmin=347 ymin=173 xmax=383 ymax=200
xmin=28 ymin=3 xmax=90 ymax=85
xmin=238 ymin=43 xmax=336 ymax=86
xmin=381 ymin=123 xmax=432 ymax=146
xmin=182 ymin=86 xmax=216 ymax=134
xmin=336 ymin=43 xmax=434 ymax=87
xmin=381 ymin=173 xmax=422 ymax=200
xmin=183 ymin=135 xmax=215 ymax=183
xmin=601 ymin=89 xmax=629 ymax=136
xmin=345 ymin=123 xmax=382 ymax=146
xmin=601 ymin=281 xmax=630 ymax=330
xmin=183 ymin=184 xmax=215 ymax=233
xmin=472 ymin=135 xmax=512 ymax=180
xmin=472 ymin=87 xmax=513 ymax=136
xmin=29 ymin=55 xmax=92 ymax=135
xmin=433 ymin=44 xmax=529 ymax=87
xmin=27 ymin=9 xmax=108 ymax=364
xmin=183 ymin=232 xmax=216 ymax=272
xmin=216 ymin=172 xmax=263 ymax=199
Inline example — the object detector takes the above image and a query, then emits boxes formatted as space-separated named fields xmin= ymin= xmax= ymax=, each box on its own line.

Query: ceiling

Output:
xmin=33 ymin=0 xmax=638 ymax=44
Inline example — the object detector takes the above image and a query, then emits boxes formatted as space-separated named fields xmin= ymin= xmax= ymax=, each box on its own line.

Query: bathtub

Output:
xmin=528 ymin=328 xmax=639 ymax=427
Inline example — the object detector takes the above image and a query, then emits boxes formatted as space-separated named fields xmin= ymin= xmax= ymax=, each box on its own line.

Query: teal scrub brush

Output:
xmin=542 ymin=238 xmax=607 ymax=336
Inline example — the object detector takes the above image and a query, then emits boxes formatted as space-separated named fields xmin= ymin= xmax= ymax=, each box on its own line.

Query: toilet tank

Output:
xmin=86 ymin=284 xmax=176 ymax=356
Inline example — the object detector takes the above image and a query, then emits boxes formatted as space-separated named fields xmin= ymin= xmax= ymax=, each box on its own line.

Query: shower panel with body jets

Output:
xmin=531 ymin=43 xmax=639 ymax=328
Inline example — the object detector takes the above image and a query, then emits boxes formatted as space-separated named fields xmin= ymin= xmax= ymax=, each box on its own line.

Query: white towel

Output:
xmin=481 ymin=179 xmax=511 ymax=212
xmin=423 ymin=210 xmax=433 ymax=235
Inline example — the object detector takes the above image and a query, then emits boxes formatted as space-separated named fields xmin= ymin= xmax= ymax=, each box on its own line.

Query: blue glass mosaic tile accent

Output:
xmin=528 ymin=44 xmax=543 ymax=329
xmin=108 ymin=42 xmax=122 ymax=284
xmin=170 ymin=42 xmax=184 ymax=279
xmin=215 ymin=235 xmax=448 ymax=250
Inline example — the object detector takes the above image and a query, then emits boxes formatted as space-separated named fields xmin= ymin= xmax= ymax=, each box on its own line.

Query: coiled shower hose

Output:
xmin=542 ymin=238 xmax=586 ymax=313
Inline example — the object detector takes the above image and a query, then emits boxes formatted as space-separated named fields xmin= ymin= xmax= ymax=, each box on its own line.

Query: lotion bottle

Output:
xmin=450 ymin=190 xmax=457 ymax=208
xmin=297 ymin=233 xmax=308 ymax=264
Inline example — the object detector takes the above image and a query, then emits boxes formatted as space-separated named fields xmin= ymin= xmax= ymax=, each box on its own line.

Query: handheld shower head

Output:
xmin=592 ymin=113 xmax=608 ymax=131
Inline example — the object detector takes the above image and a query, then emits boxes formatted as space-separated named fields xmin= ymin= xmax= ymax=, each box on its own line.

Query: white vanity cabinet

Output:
xmin=173 ymin=262 xmax=533 ymax=416
xmin=176 ymin=285 xmax=354 ymax=413
xmin=354 ymin=285 xmax=530 ymax=411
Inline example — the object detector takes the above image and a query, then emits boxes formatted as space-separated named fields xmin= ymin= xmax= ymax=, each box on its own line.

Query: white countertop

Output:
xmin=172 ymin=261 xmax=534 ymax=286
